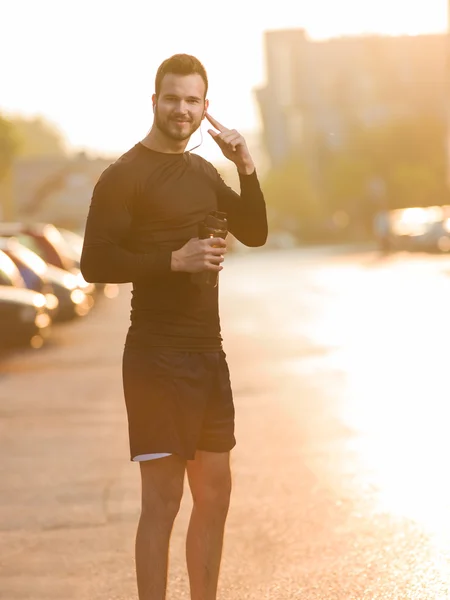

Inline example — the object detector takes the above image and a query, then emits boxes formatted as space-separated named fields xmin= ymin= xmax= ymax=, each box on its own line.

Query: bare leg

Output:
xmin=186 ymin=451 xmax=232 ymax=600
xmin=135 ymin=455 xmax=186 ymax=600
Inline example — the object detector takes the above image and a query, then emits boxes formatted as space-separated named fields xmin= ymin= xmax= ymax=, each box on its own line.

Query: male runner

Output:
xmin=81 ymin=53 xmax=267 ymax=600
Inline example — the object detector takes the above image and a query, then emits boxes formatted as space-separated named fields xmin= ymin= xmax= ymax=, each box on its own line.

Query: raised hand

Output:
xmin=206 ymin=113 xmax=255 ymax=175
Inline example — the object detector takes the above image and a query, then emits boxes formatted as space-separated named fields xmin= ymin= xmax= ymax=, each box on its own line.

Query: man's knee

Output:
xmin=191 ymin=473 xmax=232 ymax=516
xmin=139 ymin=457 xmax=185 ymax=523
xmin=141 ymin=489 xmax=183 ymax=524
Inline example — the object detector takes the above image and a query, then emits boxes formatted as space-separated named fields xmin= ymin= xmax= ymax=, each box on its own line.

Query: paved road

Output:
xmin=2 ymin=247 xmax=450 ymax=599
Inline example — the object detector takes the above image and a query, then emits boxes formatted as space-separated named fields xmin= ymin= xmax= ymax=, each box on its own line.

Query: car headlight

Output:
xmin=70 ymin=289 xmax=87 ymax=305
xmin=45 ymin=293 xmax=59 ymax=310
xmin=75 ymin=272 xmax=95 ymax=295
xmin=62 ymin=273 xmax=78 ymax=290
xmin=35 ymin=313 xmax=51 ymax=328
xmin=32 ymin=294 xmax=47 ymax=309
xmin=75 ymin=272 xmax=88 ymax=287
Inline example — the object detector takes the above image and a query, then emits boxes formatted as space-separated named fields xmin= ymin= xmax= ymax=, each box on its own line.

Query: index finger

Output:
xmin=205 ymin=113 xmax=227 ymax=132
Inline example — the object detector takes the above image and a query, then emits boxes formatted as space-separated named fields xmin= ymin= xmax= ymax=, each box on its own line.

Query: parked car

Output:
xmin=56 ymin=226 xmax=119 ymax=299
xmin=0 ymin=239 xmax=92 ymax=321
xmin=388 ymin=206 xmax=450 ymax=253
xmin=0 ymin=247 xmax=61 ymax=318
xmin=0 ymin=240 xmax=59 ymax=316
xmin=0 ymin=284 xmax=52 ymax=349
xmin=56 ymin=227 xmax=84 ymax=261
xmin=0 ymin=222 xmax=97 ymax=301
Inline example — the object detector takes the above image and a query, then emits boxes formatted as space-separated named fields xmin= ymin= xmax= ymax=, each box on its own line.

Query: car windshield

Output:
xmin=0 ymin=251 xmax=25 ymax=288
xmin=13 ymin=244 xmax=48 ymax=277
xmin=16 ymin=234 xmax=44 ymax=258
xmin=58 ymin=228 xmax=83 ymax=258
xmin=45 ymin=226 xmax=80 ymax=266
xmin=18 ymin=231 xmax=74 ymax=272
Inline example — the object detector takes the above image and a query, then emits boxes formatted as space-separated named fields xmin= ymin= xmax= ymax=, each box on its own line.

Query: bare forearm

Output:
xmin=236 ymin=159 xmax=255 ymax=176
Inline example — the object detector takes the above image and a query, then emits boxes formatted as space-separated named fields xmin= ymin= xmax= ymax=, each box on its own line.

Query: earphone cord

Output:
xmin=186 ymin=126 xmax=203 ymax=153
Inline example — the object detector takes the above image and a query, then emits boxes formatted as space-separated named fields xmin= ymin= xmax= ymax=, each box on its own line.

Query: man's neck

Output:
xmin=141 ymin=127 xmax=189 ymax=154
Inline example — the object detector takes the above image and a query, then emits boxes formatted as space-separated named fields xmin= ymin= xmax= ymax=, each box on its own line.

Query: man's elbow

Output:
xmin=80 ymin=250 xmax=131 ymax=284
xmin=80 ymin=252 xmax=103 ymax=284
xmin=252 ymin=221 xmax=269 ymax=246
xmin=244 ymin=228 xmax=268 ymax=248
xmin=248 ymin=237 xmax=268 ymax=248
xmin=248 ymin=214 xmax=268 ymax=247
xmin=80 ymin=263 xmax=98 ymax=284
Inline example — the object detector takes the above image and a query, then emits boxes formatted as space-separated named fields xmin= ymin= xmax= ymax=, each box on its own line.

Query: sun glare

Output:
xmin=1 ymin=0 xmax=447 ymax=157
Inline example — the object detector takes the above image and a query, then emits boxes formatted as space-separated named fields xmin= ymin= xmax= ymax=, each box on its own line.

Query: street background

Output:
xmin=2 ymin=247 xmax=450 ymax=599
xmin=2 ymin=1 xmax=450 ymax=598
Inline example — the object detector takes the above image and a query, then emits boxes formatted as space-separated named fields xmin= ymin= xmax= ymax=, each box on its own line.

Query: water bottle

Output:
xmin=193 ymin=211 xmax=228 ymax=287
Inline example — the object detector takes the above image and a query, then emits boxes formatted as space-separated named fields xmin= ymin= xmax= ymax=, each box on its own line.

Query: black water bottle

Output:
xmin=194 ymin=211 xmax=228 ymax=287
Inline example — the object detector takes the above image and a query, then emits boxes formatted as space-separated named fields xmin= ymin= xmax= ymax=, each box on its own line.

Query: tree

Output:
xmin=0 ymin=115 xmax=19 ymax=182
xmin=261 ymin=113 xmax=448 ymax=242
xmin=323 ymin=153 xmax=371 ymax=213
xmin=262 ymin=158 xmax=324 ymax=236
xmin=350 ymin=115 xmax=448 ymax=209
xmin=11 ymin=116 xmax=67 ymax=158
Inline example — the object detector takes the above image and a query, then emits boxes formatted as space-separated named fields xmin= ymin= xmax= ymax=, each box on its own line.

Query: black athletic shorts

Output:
xmin=122 ymin=347 xmax=236 ymax=461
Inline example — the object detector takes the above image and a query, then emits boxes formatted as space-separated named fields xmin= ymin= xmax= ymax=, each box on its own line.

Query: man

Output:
xmin=80 ymin=54 xmax=267 ymax=600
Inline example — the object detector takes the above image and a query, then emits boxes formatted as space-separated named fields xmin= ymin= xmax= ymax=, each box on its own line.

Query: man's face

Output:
xmin=153 ymin=73 xmax=208 ymax=142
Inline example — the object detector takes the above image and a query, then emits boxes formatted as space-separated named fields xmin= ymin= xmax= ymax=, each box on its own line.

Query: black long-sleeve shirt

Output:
xmin=81 ymin=142 xmax=267 ymax=351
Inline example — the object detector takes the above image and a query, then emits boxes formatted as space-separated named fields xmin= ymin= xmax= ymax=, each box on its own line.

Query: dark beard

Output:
xmin=154 ymin=107 xmax=200 ymax=141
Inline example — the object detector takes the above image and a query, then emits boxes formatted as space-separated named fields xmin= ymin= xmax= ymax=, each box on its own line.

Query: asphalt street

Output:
xmin=1 ymin=246 xmax=450 ymax=599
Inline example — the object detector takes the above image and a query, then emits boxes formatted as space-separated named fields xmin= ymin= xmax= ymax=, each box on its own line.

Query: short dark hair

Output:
xmin=155 ymin=54 xmax=208 ymax=98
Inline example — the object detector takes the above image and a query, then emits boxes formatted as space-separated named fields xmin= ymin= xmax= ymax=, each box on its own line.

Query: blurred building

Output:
xmin=6 ymin=153 xmax=113 ymax=230
xmin=256 ymin=29 xmax=447 ymax=167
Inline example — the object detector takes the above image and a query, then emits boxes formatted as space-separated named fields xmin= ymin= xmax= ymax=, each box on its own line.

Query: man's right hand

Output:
xmin=171 ymin=237 xmax=227 ymax=273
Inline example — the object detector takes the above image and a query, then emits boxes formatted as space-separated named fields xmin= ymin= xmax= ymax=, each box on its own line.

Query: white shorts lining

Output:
xmin=132 ymin=453 xmax=172 ymax=462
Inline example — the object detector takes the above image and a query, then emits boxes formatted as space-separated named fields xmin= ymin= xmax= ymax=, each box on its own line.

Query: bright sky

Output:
xmin=2 ymin=0 xmax=447 ymax=162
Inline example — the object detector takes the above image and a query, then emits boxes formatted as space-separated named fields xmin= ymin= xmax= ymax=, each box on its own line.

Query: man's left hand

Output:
xmin=206 ymin=113 xmax=255 ymax=175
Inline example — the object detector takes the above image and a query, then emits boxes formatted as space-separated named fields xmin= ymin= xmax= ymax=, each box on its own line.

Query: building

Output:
xmin=6 ymin=153 xmax=113 ymax=230
xmin=256 ymin=30 xmax=447 ymax=167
